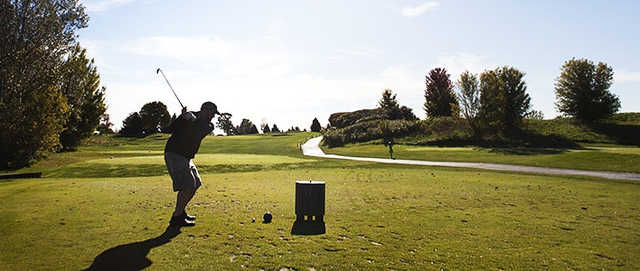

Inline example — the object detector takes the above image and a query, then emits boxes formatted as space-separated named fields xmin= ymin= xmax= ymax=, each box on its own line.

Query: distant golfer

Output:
xmin=164 ymin=101 xmax=218 ymax=227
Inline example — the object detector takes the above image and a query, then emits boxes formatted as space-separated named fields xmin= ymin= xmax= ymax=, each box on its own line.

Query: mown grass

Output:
xmin=1 ymin=132 xmax=639 ymax=270
xmin=323 ymin=142 xmax=640 ymax=173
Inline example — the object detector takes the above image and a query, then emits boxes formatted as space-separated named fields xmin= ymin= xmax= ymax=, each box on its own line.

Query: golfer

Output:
xmin=164 ymin=101 xmax=218 ymax=227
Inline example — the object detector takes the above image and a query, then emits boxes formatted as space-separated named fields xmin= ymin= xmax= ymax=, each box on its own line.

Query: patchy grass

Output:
xmin=1 ymin=132 xmax=639 ymax=270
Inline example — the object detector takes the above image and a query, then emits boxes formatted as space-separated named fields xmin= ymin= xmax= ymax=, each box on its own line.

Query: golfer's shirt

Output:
xmin=164 ymin=111 xmax=214 ymax=159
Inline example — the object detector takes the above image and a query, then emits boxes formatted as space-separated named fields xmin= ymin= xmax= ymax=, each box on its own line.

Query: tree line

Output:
xmin=1 ymin=0 xmax=109 ymax=169
xmin=117 ymin=101 xmax=301 ymax=137
xmin=325 ymin=58 xmax=622 ymax=147
xmin=382 ymin=59 xmax=621 ymax=137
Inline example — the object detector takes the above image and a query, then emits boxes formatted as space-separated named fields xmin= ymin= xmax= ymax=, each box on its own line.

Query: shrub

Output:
xmin=119 ymin=112 xmax=144 ymax=137
xmin=323 ymin=120 xmax=420 ymax=147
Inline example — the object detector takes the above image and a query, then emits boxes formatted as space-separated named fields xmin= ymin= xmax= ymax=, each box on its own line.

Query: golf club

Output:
xmin=156 ymin=68 xmax=185 ymax=109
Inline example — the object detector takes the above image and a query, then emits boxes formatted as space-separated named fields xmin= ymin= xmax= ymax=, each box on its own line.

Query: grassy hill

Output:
xmin=1 ymin=132 xmax=639 ymax=270
xmin=323 ymin=113 xmax=640 ymax=173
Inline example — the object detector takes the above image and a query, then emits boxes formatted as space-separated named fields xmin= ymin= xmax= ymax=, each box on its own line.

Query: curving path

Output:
xmin=301 ymin=136 xmax=640 ymax=181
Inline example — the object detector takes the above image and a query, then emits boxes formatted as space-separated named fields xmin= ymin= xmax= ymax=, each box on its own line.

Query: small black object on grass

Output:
xmin=263 ymin=212 xmax=272 ymax=223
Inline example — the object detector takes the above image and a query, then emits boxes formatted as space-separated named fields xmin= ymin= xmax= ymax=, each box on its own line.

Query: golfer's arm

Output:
xmin=165 ymin=117 xmax=186 ymax=134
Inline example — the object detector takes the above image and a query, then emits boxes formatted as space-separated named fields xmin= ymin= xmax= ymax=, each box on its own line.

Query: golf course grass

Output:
xmin=323 ymin=141 xmax=640 ymax=173
xmin=1 ymin=133 xmax=639 ymax=270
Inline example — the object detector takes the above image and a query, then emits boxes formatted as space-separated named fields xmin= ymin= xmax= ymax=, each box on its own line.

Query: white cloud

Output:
xmin=402 ymin=2 xmax=440 ymax=17
xmin=125 ymin=35 xmax=293 ymax=79
xmin=615 ymin=70 xmax=640 ymax=83
xmin=89 ymin=33 xmax=431 ymax=131
xmin=83 ymin=0 xmax=136 ymax=12
xmin=435 ymin=52 xmax=495 ymax=77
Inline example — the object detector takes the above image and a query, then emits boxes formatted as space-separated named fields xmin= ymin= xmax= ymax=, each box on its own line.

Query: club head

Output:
xmin=156 ymin=68 xmax=161 ymax=74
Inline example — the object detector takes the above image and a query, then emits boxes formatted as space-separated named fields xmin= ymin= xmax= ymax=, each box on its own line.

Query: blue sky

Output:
xmin=79 ymin=0 xmax=640 ymax=131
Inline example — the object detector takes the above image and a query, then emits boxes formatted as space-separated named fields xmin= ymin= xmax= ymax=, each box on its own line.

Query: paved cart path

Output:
xmin=301 ymin=136 xmax=640 ymax=181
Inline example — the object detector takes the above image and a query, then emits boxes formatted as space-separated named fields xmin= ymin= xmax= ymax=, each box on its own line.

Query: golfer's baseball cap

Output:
xmin=201 ymin=101 xmax=219 ymax=115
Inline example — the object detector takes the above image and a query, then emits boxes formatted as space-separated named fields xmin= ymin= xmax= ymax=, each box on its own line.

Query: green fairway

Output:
xmin=1 ymin=133 xmax=639 ymax=270
xmin=323 ymin=142 xmax=640 ymax=173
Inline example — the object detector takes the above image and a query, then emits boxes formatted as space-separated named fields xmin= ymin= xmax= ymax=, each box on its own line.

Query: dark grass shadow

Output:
xmin=487 ymin=147 xmax=569 ymax=155
xmin=291 ymin=220 xmax=326 ymax=235
xmin=46 ymin=163 xmax=313 ymax=178
xmin=587 ymin=122 xmax=640 ymax=146
xmin=83 ymin=226 xmax=181 ymax=271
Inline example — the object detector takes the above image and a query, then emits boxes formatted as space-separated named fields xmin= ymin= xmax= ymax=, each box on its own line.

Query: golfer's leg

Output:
xmin=182 ymin=162 xmax=202 ymax=210
xmin=173 ymin=187 xmax=195 ymax=217
xmin=184 ymin=185 xmax=198 ymax=206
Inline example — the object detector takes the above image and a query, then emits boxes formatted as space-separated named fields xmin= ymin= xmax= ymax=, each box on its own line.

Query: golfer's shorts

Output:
xmin=164 ymin=152 xmax=202 ymax=192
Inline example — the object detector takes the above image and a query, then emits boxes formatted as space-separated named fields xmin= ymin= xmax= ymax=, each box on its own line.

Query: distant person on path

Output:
xmin=164 ymin=101 xmax=218 ymax=227
xmin=384 ymin=137 xmax=395 ymax=159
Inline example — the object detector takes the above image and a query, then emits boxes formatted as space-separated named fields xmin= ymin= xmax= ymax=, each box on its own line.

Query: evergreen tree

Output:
xmin=555 ymin=58 xmax=620 ymax=121
xmin=378 ymin=89 xmax=402 ymax=120
xmin=261 ymin=123 xmax=271 ymax=133
xmin=250 ymin=124 xmax=259 ymax=134
xmin=310 ymin=117 xmax=322 ymax=132
xmin=271 ymin=124 xmax=280 ymax=133
xmin=59 ymin=44 xmax=107 ymax=150
xmin=237 ymin=119 xmax=257 ymax=135
xmin=424 ymin=68 xmax=459 ymax=118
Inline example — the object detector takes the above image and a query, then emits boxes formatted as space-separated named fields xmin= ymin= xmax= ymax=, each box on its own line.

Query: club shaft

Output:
xmin=157 ymin=69 xmax=185 ymax=108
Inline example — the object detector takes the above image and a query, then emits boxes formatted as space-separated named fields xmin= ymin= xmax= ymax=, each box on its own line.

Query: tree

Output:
xmin=271 ymin=124 xmax=280 ymax=133
xmin=399 ymin=106 xmax=418 ymax=121
xmin=250 ymin=124 xmax=259 ymax=134
xmin=261 ymin=122 xmax=271 ymax=133
xmin=139 ymin=101 xmax=170 ymax=135
xmin=119 ymin=112 xmax=144 ymax=137
xmin=424 ymin=68 xmax=459 ymax=118
xmin=96 ymin=113 xmax=114 ymax=134
xmin=478 ymin=67 xmax=531 ymax=132
xmin=310 ymin=118 xmax=321 ymax=132
xmin=457 ymin=71 xmax=481 ymax=134
xmin=0 ymin=0 xmax=88 ymax=168
xmin=478 ymin=70 xmax=506 ymax=132
xmin=378 ymin=89 xmax=402 ymax=120
xmin=500 ymin=67 xmax=531 ymax=129
xmin=237 ymin=119 xmax=257 ymax=135
xmin=216 ymin=113 xmax=236 ymax=135
xmin=59 ymin=44 xmax=107 ymax=150
xmin=525 ymin=110 xmax=544 ymax=120
xmin=555 ymin=58 xmax=620 ymax=122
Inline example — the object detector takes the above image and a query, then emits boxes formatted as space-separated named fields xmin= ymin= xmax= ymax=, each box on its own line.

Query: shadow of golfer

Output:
xmin=83 ymin=226 xmax=181 ymax=271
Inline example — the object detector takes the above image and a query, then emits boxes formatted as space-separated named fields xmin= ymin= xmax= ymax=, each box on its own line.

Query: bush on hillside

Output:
xmin=328 ymin=109 xmax=385 ymax=129
xmin=323 ymin=120 xmax=422 ymax=147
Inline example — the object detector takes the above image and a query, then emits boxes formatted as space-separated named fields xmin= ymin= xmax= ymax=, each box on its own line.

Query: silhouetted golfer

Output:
xmin=164 ymin=101 xmax=218 ymax=227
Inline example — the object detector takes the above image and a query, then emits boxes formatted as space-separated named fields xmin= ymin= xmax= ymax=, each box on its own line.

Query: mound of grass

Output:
xmin=323 ymin=113 xmax=640 ymax=149
xmin=525 ymin=115 xmax=640 ymax=145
